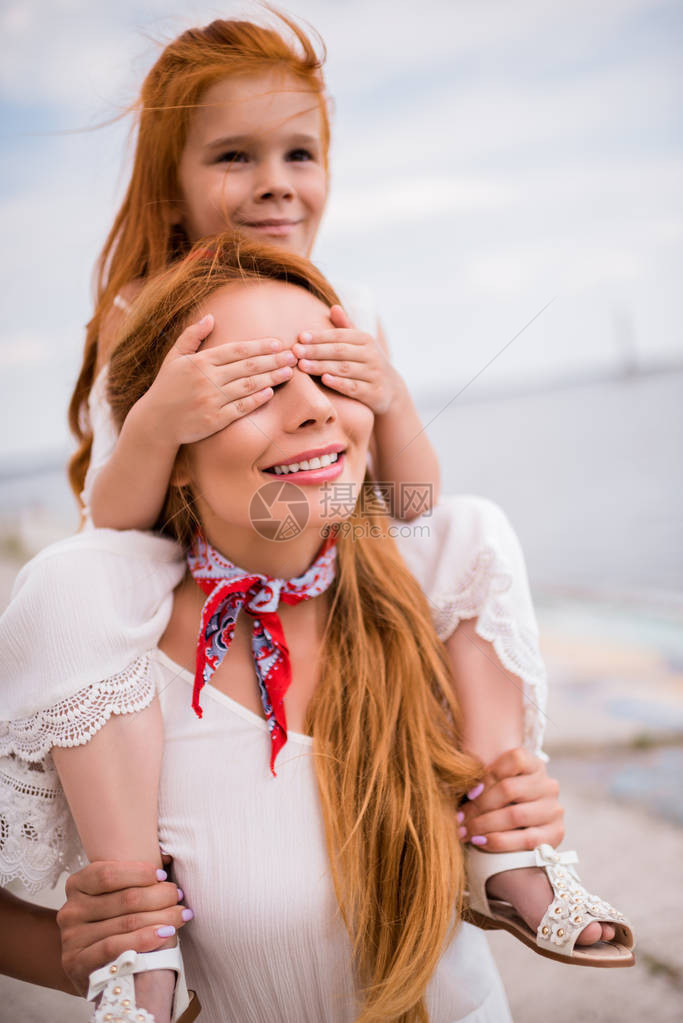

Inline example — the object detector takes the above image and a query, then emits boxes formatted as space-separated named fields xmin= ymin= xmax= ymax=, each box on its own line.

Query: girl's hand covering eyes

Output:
xmin=138 ymin=314 xmax=297 ymax=446
xmin=57 ymin=860 xmax=192 ymax=996
xmin=293 ymin=306 xmax=402 ymax=415
xmin=458 ymin=748 xmax=564 ymax=852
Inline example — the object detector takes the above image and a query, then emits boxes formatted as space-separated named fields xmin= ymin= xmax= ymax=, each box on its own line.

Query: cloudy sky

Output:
xmin=1 ymin=0 xmax=681 ymax=459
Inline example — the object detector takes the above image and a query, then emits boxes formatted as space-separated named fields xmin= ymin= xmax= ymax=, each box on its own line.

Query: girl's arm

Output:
xmin=88 ymin=396 xmax=183 ymax=531
xmin=369 ymin=321 xmax=441 ymax=519
xmin=294 ymin=307 xmax=441 ymax=520
xmin=88 ymin=315 xmax=298 ymax=530
xmin=52 ymin=701 xmax=177 ymax=1019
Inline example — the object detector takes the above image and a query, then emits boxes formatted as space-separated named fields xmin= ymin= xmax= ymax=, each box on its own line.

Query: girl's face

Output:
xmin=179 ymin=280 xmax=373 ymax=570
xmin=176 ymin=71 xmax=328 ymax=257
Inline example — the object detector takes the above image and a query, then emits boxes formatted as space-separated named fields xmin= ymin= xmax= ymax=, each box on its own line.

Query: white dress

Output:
xmin=1 ymin=643 xmax=512 ymax=1021
xmin=0 ymin=282 xmax=546 ymax=1017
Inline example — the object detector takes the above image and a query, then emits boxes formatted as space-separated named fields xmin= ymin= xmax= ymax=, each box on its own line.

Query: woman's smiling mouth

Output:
xmin=262 ymin=445 xmax=346 ymax=482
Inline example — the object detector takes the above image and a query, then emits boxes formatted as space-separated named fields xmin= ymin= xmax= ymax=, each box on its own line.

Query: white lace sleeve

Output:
xmin=393 ymin=495 xmax=549 ymax=759
xmin=0 ymin=655 xmax=155 ymax=893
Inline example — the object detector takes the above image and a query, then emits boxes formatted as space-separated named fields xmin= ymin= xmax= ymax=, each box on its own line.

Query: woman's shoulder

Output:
xmin=1 ymin=531 xmax=185 ymax=720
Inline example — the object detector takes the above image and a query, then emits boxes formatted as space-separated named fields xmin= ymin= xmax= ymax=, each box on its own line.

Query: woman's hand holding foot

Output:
xmin=460 ymin=749 xmax=616 ymax=946
xmin=57 ymin=859 xmax=193 ymax=999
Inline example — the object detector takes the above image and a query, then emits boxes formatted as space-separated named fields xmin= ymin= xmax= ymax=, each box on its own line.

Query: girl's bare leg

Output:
xmin=446 ymin=618 xmax=614 ymax=944
xmin=52 ymin=703 xmax=175 ymax=1021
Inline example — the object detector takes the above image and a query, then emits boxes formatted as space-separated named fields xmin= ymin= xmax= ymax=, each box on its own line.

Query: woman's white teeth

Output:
xmin=272 ymin=452 xmax=339 ymax=474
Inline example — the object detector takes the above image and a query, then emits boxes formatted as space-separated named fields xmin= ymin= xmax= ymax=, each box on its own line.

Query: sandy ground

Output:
xmin=1 ymin=547 xmax=682 ymax=1021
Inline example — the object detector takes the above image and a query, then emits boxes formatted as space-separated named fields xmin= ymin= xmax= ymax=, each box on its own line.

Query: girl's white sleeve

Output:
xmin=0 ymin=531 xmax=184 ymax=891
xmin=80 ymin=364 xmax=118 ymax=520
xmin=80 ymin=291 xmax=134 ymax=517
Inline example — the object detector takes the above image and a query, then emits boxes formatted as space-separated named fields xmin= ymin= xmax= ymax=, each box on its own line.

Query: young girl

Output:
xmin=0 ymin=10 xmax=632 ymax=1021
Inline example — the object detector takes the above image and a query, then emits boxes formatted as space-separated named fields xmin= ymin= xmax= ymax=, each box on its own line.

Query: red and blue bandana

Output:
xmin=187 ymin=533 xmax=337 ymax=775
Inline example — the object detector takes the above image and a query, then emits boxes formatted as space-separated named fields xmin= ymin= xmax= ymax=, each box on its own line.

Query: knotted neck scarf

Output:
xmin=187 ymin=532 xmax=337 ymax=775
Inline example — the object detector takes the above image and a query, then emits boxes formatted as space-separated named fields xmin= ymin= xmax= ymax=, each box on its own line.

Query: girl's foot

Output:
xmin=485 ymin=864 xmax=616 ymax=945
xmin=134 ymin=969 xmax=175 ymax=1021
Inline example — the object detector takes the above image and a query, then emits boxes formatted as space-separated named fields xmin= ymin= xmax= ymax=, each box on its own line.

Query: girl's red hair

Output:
xmin=68 ymin=10 xmax=329 ymax=501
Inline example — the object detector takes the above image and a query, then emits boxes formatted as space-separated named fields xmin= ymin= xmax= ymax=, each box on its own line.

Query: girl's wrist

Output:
xmin=128 ymin=392 xmax=181 ymax=457
xmin=376 ymin=373 xmax=410 ymax=418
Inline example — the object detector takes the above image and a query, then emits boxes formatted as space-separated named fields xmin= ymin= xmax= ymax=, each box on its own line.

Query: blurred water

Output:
xmin=1 ymin=369 xmax=681 ymax=595
xmin=416 ymin=368 xmax=683 ymax=594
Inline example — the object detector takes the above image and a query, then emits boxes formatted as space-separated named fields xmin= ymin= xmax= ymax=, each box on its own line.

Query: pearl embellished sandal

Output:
xmin=464 ymin=842 xmax=635 ymax=967
xmin=87 ymin=946 xmax=201 ymax=1021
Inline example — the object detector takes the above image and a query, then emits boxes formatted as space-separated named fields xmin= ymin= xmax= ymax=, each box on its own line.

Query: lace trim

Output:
xmin=0 ymin=655 xmax=155 ymax=892
xmin=0 ymin=753 xmax=86 ymax=892
xmin=0 ymin=655 xmax=155 ymax=762
xmin=428 ymin=547 xmax=548 ymax=757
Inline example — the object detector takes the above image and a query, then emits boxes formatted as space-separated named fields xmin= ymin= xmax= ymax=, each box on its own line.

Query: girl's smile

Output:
xmin=175 ymin=71 xmax=328 ymax=256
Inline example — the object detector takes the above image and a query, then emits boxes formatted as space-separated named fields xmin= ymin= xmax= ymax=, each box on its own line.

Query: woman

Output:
xmin=4 ymin=237 xmax=510 ymax=1021
xmin=1 ymin=238 xmax=632 ymax=1021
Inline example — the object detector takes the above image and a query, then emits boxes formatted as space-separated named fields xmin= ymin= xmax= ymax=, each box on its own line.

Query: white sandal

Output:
xmin=464 ymin=842 xmax=635 ymax=967
xmin=87 ymin=946 xmax=201 ymax=1021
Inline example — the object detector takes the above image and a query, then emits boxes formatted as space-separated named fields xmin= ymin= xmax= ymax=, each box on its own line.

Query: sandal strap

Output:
xmin=535 ymin=847 xmax=634 ymax=956
xmin=88 ymin=947 xmax=183 ymax=1001
xmin=466 ymin=842 xmax=634 ymax=958
xmin=89 ymin=945 xmax=191 ymax=1022
xmin=465 ymin=846 xmax=540 ymax=915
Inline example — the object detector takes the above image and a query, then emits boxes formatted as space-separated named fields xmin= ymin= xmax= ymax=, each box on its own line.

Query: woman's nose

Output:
xmin=281 ymin=365 xmax=336 ymax=430
xmin=254 ymin=157 xmax=294 ymax=203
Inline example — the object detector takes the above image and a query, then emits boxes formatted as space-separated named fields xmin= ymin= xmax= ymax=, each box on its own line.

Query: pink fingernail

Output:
xmin=156 ymin=869 xmax=167 ymax=881
xmin=300 ymin=331 xmax=313 ymax=342
xmin=467 ymin=783 xmax=485 ymax=800
xmin=471 ymin=835 xmax=488 ymax=846
xmin=157 ymin=925 xmax=176 ymax=937
xmin=458 ymin=826 xmax=467 ymax=839
xmin=456 ymin=810 xmax=465 ymax=823
xmin=181 ymin=908 xmax=194 ymax=922
xmin=176 ymin=888 xmax=183 ymax=902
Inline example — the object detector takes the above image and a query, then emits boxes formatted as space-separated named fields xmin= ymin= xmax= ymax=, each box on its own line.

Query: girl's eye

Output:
xmin=217 ymin=150 xmax=249 ymax=164
xmin=287 ymin=148 xmax=314 ymax=162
